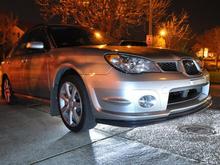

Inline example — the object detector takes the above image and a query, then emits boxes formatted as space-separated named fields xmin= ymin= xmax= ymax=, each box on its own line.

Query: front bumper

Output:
xmin=84 ymin=70 xmax=211 ymax=125
xmin=96 ymin=95 xmax=212 ymax=126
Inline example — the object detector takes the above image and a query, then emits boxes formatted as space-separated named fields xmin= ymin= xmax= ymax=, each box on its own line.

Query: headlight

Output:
xmin=105 ymin=54 xmax=161 ymax=74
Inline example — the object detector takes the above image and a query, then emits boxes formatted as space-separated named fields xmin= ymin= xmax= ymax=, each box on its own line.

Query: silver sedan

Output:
xmin=1 ymin=24 xmax=212 ymax=132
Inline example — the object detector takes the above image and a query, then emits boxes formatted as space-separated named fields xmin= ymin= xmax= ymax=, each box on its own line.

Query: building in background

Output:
xmin=196 ymin=48 xmax=219 ymax=71
xmin=8 ymin=25 xmax=24 ymax=45
xmin=0 ymin=25 xmax=24 ymax=61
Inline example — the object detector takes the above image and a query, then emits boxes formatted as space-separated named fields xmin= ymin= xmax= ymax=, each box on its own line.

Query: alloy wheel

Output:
xmin=59 ymin=82 xmax=83 ymax=127
xmin=3 ymin=79 xmax=11 ymax=103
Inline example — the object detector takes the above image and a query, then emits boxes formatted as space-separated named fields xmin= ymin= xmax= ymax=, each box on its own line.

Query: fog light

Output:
xmin=138 ymin=95 xmax=156 ymax=108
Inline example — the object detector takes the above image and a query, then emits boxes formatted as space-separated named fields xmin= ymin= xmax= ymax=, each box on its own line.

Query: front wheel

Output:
xmin=58 ymin=75 xmax=96 ymax=132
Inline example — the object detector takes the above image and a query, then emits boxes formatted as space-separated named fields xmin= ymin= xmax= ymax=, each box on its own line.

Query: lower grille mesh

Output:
xmin=168 ymin=88 xmax=201 ymax=104
xmin=158 ymin=62 xmax=177 ymax=71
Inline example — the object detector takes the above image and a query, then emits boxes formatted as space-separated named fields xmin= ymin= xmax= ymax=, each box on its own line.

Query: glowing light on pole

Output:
xmin=94 ymin=31 xmax=102 ymax=40
xmin=159 ymin=29 xmax=167 ymax=37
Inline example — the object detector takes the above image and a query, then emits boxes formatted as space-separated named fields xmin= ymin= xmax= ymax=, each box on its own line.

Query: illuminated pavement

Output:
xmin=0 ymin=101 xmax=198 ymax=165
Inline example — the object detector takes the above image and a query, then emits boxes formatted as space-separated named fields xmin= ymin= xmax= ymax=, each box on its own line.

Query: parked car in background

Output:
xmin=1 ymin=24 xmax=212 ymax=132
xmin=119 ymin=40 xmax=147 ymax=46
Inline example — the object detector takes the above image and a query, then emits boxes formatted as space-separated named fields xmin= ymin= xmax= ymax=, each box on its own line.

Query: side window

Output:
xmin=11 ymin=27 xmax=50 ymax=57
xmin=11 ymin=33 xmax=29 ymax=57
xmin=27 ymin=28 xmax=50 ymax=53
xmin=49 ymin=27 xmax=91 ymax=47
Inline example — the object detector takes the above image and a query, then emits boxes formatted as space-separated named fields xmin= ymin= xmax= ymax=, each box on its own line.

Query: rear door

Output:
xmin=4 ymin=34 xmax=29 ymax=94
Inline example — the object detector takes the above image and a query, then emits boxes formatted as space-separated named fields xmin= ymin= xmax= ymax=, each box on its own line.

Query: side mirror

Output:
xmin=26 ymin=41 xmax=44 ymax=49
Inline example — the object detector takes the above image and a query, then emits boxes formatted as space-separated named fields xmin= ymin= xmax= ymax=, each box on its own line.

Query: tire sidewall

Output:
xmin=58 ymin=75 xmax=88 ymax=132
xmin=2 ymin=78 xmax=13 ymax=104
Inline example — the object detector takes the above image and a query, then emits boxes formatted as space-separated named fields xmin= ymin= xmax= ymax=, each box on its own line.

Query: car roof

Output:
xmin=30 ymin=24 xmax=83 ymax=29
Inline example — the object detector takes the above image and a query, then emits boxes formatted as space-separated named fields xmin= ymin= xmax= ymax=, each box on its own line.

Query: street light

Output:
xmin=94 ymin=31 xmax=102 ymax=40
xmin=82 ymin=0 xmax=89 ymax=6
xmin=157 ymin=29 xmax=167 ymax=48
xmin=159 ymin=29 xmax=167 ymax=37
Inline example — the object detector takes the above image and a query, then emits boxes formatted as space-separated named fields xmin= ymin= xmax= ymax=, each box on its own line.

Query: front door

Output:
xmin=24 ymin=27 xmax=51 ymax=99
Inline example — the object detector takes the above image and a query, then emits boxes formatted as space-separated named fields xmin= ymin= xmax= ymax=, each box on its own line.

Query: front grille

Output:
xmin=158 ymin=62 xmax=177 ymax=71
xmin=183 ymin=60 xmax=200 ymax=75
xmin=168 ymin=88 xmax=201 ymax=104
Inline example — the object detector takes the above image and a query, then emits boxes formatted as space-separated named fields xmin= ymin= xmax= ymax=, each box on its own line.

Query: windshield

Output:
xmin=48 ymin=26 xmax=114 ymax=48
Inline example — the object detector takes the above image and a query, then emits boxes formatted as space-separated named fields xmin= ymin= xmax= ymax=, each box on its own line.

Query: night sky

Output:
xmin=169 ymin=0 xmax=220 ymax=34
xmin=0 ymin=0 xmax=220 ymax=34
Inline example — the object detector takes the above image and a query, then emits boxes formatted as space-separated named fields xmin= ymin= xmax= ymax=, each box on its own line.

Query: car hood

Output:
xmin=83 ymin=45 xmax=195 ymax=61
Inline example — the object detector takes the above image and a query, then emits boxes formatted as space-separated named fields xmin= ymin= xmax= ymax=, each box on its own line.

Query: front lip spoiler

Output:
xmin=96 ymin=97 xmax=212 ymax=127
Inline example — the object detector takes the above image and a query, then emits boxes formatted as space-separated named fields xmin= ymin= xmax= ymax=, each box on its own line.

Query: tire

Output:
xmin=2 ymin=77 xmax=14 ymax=104
xmin=57 ymin=75 xmax=96 ymax=132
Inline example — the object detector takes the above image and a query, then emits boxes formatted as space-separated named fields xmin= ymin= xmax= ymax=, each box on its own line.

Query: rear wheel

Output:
xmin=58 ymin=75 xmax=96 ymax=132
xmin=2 ymin=78 xmax=14 ymax=104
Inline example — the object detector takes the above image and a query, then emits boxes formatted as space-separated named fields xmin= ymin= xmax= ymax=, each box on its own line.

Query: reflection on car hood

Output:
xmin=83 ymin=45 xmax=195 ymax=60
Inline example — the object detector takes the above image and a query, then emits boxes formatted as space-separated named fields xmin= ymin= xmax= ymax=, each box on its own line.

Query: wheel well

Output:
xmin=63 ymin=69 xmax=80 ymax=78
xmin=50 ymin=68 xmax=82 ymax=116
xmin=52 ymin=68 xmax=96 ymax=130
xmin=53 ymin=68 xmax=82 ymax=87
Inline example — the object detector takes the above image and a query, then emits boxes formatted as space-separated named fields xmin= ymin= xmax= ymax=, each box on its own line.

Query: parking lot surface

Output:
xmin=0 ymin=85 xmax=220 ymax=165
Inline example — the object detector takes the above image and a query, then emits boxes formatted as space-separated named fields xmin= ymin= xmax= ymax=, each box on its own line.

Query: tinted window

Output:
xmin=27 ymin=28 xmax=50 ymax=50
xmin=48 ymin=26 xmax=113 ymax=48
xmin=11 ymin=28 xmax=50 ymax=57
xmin=120 ymin=41 xmax=147 ymax=46
xmin=11 ymin=33 xmax=29 ymax=57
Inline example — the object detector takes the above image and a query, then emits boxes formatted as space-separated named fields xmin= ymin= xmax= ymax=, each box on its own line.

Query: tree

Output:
xmin=35 ymin=0 xmax=170 ymax=39
xmin=36 ymin=0 xmax=140 ymax=39
xmin=0 ymin=13 xmax=17 ymax=45
xmin=138 ymin=0 xmax=170 ymax=24
xmin=35 ymin=0 xmax=79 ymax=23
xmin=156 ymin=11 xmax=192 ymax=51
xmin=75 ymin=0 xmax=142 ymax=39
xmin=0 ymin=13 xmax=18 ymax=59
